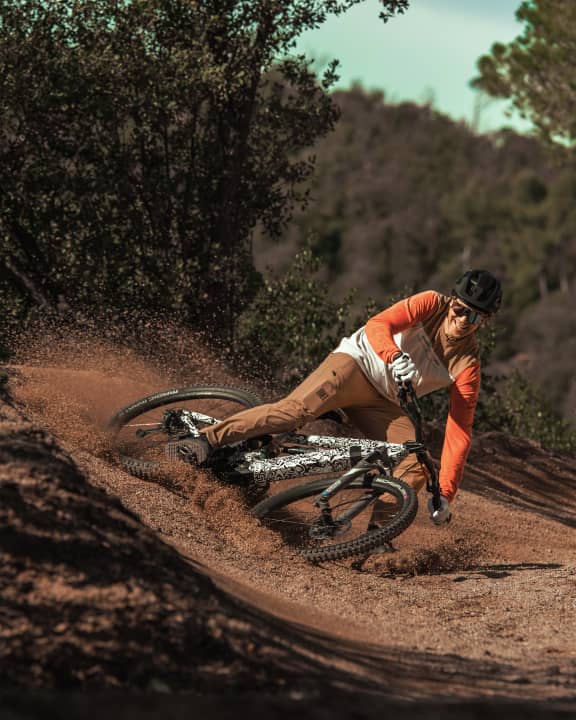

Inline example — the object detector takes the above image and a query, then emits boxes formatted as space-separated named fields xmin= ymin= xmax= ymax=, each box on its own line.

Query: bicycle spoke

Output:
xmin=123 ymin=421 xmax=164 ymax=427
xmin=109 ymin=388 xmax=262 ymax=480
xmin=260 ymin=488 xmax=400 ymax=550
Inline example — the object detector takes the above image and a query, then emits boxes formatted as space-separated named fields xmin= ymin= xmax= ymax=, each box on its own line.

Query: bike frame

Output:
xmin=166 ymin=381 xmax=442 ymax=511
xmin=225 ymin=434 xmax=410 ymax=484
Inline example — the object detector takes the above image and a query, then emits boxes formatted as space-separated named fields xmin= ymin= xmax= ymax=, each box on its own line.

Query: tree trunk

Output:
xmin=538 ymin=272 xmax=548 ymax=299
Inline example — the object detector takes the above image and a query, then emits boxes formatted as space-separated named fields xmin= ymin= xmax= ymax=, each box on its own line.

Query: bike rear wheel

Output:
xmin=252 ymin=475 xmax=417 ymax=561
xmin=107 ymin=385 xmax=262 ymax=481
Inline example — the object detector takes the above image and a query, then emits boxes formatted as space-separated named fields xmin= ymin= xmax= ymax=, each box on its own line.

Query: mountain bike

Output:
xmin=107 ymin=382 xmax=441 ymax=562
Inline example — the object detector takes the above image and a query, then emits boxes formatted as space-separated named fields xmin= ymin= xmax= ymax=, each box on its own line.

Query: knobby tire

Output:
xmin=252 ymin=476 xmax=418 ymax=562
xmin=107 ymin=385 xmax=262 ymax=481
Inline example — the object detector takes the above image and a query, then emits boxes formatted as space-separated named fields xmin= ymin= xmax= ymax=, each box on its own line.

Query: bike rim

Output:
xmin=113 ymin=393 xmax=258 ymax=471
xmin=259 ymin=480 xmax=406 ymax=555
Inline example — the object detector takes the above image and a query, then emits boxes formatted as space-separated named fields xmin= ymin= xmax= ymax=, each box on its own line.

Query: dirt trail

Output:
xmin=5 ymin=328 xmax=576 ymax=703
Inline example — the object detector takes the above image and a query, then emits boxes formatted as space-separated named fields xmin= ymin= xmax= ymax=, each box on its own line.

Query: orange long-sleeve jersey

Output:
xmin=335 ymin=291 xmax=480 ymax=501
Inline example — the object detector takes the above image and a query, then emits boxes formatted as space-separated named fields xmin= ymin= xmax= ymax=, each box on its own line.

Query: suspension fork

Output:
xmin=398 ymin=381 xmax=442 ymax=511
xmin=418 ymin=447 xmax=441 ymax=510
xmin=313 ymin=451 xmax=390 ymax=526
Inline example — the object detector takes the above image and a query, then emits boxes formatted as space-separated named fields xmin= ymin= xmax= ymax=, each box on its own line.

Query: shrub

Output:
xmin=235 ymin=246 xmax=356 ymax=388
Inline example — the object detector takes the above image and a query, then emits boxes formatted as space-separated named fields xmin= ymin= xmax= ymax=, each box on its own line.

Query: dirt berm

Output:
xmin=0 ymin=346 xmax=574 ymax=718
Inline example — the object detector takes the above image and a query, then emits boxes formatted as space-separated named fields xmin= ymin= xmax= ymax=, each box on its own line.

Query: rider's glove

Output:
xmin=390 ymin=352 xmax=418 ymax=383
xmin=427 ymin=496 xmax=451 ymax=525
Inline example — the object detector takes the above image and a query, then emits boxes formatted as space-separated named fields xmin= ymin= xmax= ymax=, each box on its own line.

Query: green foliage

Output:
xmin=253 ymin=87 xmax=576 ymax=432
xmin=260 ymin=87 xmax=574 ymax=318
xmin=1 ymin=0 xmax=573 ymax=451
xmin=473 ymin=0 xmax=576 ymax=147
xmin=438 ymin=163 xmax=576 ymax=326
xmin=510 ymin=287 xmax=576 ymax=422
xmin=481 ymin=370 xmax=576 ymax=452
xmin=269 ymin=87 xmax=485 ymax=299
xmin=0 ymin=0 xmax=410 ymax=346
xmin=236 ymin=246 xmax=356 ymax=387
xmin=247 ymin=86 xmax=576 ymax=436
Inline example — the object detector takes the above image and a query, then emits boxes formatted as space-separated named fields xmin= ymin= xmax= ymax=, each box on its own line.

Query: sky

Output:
xmin=297 ymin=0 xmax=532 ymax=134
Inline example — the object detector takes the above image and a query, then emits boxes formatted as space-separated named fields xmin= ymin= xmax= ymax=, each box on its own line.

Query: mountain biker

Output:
xmin=187 ymin=269 xmax=502 ymax=527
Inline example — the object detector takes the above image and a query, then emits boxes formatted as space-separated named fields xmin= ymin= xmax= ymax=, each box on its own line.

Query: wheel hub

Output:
xmin=309 ymin=517 xmax=352 ymax=540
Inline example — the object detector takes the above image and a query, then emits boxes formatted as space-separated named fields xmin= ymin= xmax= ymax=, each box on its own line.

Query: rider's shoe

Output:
xmin=165 ymin=434 xmax=213 ymax=466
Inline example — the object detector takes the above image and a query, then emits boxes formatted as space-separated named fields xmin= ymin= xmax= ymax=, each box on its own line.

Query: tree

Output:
xmin=0 ymin=0 xmax=409 ymax=345
xmin=473 ymin=0 xmax=576 ymax=147
xmin=256 ymin=86 xmax=514 ymax=304
xmin=236 ymin=246 xmax=356 ymax=387
xmin=545 ymin=170 xmax=576 ymax=293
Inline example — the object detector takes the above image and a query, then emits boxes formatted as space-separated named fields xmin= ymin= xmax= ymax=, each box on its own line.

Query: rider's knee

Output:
xmin=266 ymin=397 xmax=312 ymax=429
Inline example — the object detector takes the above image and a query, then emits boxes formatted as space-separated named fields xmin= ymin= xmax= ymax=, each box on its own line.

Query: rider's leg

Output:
xmin=203 ymin=353 xmax=376 ymax=449
xmin=345 ymin=401 xmax=428 ymax=527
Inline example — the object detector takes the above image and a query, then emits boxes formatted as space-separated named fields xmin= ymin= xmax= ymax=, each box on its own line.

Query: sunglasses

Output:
xmin=452 ymin=302 xmax=485 ymax=324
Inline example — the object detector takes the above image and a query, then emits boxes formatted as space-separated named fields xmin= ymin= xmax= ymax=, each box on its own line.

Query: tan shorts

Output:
xmin=204 ymin=352 xmax=427 ymax=494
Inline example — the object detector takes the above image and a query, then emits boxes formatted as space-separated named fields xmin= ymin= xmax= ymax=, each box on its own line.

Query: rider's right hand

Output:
xmin=390 ymin=352 xmax=418 ymax=383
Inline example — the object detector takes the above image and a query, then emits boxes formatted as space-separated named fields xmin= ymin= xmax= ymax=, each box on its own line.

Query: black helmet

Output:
xmin=453 ymin=269 xmax=502 ymax=314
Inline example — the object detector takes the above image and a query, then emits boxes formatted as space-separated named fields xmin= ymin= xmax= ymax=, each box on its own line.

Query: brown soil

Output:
xmin=1 ymin=325 xmax=575 ymax=714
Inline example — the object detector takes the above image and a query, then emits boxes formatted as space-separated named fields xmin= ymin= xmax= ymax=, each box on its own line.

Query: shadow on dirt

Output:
xmin=2 ymin=389 xmax=575 ymax=703
xmin=367 ymin=556 xmax=565 ymax=580
xmin=232 ymin=600 xmax=576 ymax=700
xmin=2 ymin=690 xmax=575 ymax=720
xmin=466 ymin=562 xmax=563 ymax=580
xmin=465 ymin=433 xmax=576 ymax=528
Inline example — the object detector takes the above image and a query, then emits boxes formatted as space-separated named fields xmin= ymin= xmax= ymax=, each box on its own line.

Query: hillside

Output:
xmin=254 ymin=88 xmax=576 ymax=425
xmin=0 ymin=326 xmax=574 ymax=716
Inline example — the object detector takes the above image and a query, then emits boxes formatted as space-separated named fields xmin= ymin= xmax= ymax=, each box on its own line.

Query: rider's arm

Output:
xmin=439 ymin=362 xmax=481 ymax=502
xmin=365 ymin=291 xmax=440 ymax=362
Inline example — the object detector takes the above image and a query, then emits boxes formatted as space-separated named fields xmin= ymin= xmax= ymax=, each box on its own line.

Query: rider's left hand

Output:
xmin=427 ymin=496 xmax=451 ymax=525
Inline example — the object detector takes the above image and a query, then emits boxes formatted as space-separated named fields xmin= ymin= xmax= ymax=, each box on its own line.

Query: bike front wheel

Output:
xmin=252 ymin=475 xmax=418 ymax=561
xmin=107 ymin=385 xmax=262 ymax=481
